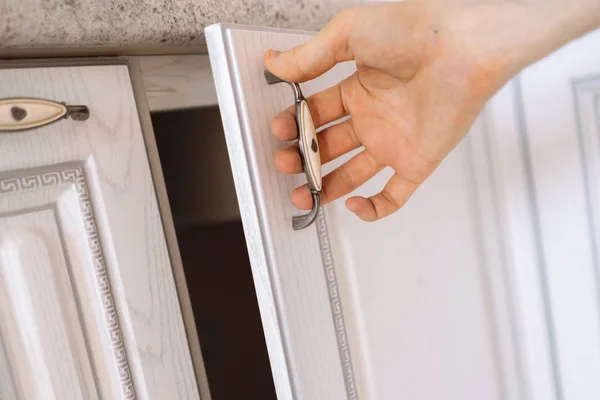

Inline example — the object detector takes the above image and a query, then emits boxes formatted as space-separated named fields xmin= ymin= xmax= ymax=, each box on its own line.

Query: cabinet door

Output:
xmin=206 ymin=24 xmax=514 ymax=400
xmin=482 ymin=29 xmax=600 ymax=400
xmin=0 ymin=64 xmax=200 ymax=400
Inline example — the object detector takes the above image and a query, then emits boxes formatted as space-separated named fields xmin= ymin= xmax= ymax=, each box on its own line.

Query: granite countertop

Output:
xmin=0 ymin=0 xmax=361 ymax=49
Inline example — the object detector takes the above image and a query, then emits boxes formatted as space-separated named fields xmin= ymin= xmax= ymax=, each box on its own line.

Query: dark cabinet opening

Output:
xmin=152 ymin=107 xmax=276 ymax=400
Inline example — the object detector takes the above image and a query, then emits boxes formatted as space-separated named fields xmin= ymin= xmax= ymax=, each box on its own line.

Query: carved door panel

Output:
xmin=482 ymin=29 xmax=600 ymax=400
xmin=0 ymin=64 xmax=200 ymax=399
xmin=206 ymin=24 xmax=514 ymax=400
xmin=207 ymin=23 xmax=600 ymax=400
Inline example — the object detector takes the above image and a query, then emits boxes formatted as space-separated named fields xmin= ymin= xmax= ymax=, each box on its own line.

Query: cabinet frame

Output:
xmin=0 ymin=58 xmax=211 ymax=400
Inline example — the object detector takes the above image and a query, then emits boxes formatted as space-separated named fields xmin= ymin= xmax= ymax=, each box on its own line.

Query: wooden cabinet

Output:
xmin=0 ymin=64 xmax=202 ymax=399
xmin=205 ymin=24 xmax=504 ymax=400
xmin=205 ymin=24 xmax=600 ymax=400
xmin=481 ymin=30 xmax=600 ymax=400
xmin=1 ymin=23 xmax=599 ymax=400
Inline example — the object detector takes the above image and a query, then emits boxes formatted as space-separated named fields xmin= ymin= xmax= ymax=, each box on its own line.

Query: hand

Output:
xmin=264 ymin=0 xmax=600 ymax=222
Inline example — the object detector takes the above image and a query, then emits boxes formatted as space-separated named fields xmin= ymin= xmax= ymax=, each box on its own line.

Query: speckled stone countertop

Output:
xmin=0 ymin=0 xmax=361 ymax=49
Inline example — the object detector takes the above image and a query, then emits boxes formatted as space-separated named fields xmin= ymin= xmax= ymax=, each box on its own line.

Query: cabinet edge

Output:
xmin=124 ymin=56 xmax=213 ymax=400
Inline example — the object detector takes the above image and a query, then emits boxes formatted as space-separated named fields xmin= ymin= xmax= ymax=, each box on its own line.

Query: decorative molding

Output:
xmin=316 ymin=210 xmax=358 ymax=400
xmin=514 ymin=76 xmax=563 ymax=399
xmin=573 ymin=75 xmax=600 ymax=351
xmin=0 ymin=166 xmax=136 ymax=399
xmin=465 ymin=112 xmax=527 ymax=400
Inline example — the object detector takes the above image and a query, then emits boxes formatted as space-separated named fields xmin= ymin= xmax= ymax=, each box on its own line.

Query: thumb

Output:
xmin=264 ymin=8 xmax=357 ymax=82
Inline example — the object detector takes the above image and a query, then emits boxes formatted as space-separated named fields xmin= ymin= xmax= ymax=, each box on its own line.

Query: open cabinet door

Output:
xmin=205 ymin=24 xmax=518 ymax=400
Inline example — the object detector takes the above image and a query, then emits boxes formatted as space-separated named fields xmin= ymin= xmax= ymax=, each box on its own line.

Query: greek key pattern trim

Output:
xmin=316 ymin=210 xmax=358 ymax=400
xmin=0 ymin=167 xmax=136 ymax=399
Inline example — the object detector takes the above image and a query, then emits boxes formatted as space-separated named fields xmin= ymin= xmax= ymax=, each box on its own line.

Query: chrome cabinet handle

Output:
xmin=265 ymin=70 xmax=322 ymax=230
xmin=0 ymin=98 xmax=90 ymax=132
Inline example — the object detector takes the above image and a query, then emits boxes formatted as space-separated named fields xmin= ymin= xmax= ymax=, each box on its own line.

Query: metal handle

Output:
xmin=0 ymin=98 xmax=90 ymax=133
xmin=265 ymin=70 xmax=322 ymax=230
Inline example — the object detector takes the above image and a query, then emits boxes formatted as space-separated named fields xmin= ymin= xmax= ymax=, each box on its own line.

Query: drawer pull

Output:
xmin=0 ymin=98 xmax=90 ymax=132
xmin=265 ymin=70 xmax=322 ymax=230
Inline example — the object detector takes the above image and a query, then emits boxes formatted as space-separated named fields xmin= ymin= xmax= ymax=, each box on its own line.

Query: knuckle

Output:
xmin=364 ymin=151 xmax=379 ymax=170
xmin=339 ymin=164 xmax=356 ymax=190
xmin=345 ymin=120 xmax=359 ymax=147
xmin=307 ymin=97 xmax=322 ymax=127
xmin=381 ymin=190 xmax=401 ymax=213
xmin=319 ymin=133 xmax=330 ymax=161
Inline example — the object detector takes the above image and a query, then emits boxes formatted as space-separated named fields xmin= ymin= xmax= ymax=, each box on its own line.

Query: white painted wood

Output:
xmin=0 ymin=329 xmax=18 ymax=400
xmin=138 ymin=55 xmax=218 ymax=112
xmin=206 ymin=23 xmax=518 ymax=400
xmin=325 ymin=142 xmax=511 ymax=400
xmin=484 ymin=81 xmax=557 ymax=400
xmin=0 ymin=194 xmax=99 ymax=400
xmin=206 ymin=24 xmax=358 ymax=400
xmin=483 ymin=29 xmax=600 ymax=400
xmin=0 ymin=64 xmax=200 ymax=399
xmin=126 ymin=56 xmax=212 ymax=400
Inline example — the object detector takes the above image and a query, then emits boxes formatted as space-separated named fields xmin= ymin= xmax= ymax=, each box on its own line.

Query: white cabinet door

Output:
xmin=483 ymin=29 xmax=600 ymax=400
xmin=206 ymin=24 xmax=516 ymax=400
xmin=0 ymin=64 xmax=200 ymax=400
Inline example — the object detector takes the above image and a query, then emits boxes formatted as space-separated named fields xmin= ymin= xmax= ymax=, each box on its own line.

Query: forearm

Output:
xmin=429 ymin=0 xmax=600 ymax=83
xmin=512 ymin=0 xmax=600 ymax=67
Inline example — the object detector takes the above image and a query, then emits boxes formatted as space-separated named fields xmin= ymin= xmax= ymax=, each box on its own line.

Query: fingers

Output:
xmin=274 ymin=119 xmax=360 ymax=174
xmin=271 ymin=81 xmax=349 ymax=141
xmin=291 ymin=150 xmax=383 ymax=210
xmin=346 ymin=173 xmax=419 ymax=222
xmin=264 ymin=8 xmax=357 ymax=82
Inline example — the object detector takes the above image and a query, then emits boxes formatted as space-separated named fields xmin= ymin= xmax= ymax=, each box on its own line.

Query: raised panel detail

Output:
xmin=483 ymin=30 xmax=600 ymax=400
xmin=0 ymin=208 xmax=97 ymax=400
xmin=0 ymin=167 xmax=134 ymax=400
xmin=574 ymin=76 xmax=600 ymax=288
xmin=0 ymin=64 xmax=200 ymax=400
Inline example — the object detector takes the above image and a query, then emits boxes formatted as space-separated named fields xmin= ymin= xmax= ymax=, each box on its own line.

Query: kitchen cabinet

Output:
xmin=204 ymin=24 xmax=600 ymax=400
xmin=1 ymin=22 xmax=599 ymax=400
xmin=0 ymin=63 xmax=206 ymax=399
xmin=205 ymin=24 xmax=508 ymax=400
xmin=481 ymin=30 xmax=600 ymax=400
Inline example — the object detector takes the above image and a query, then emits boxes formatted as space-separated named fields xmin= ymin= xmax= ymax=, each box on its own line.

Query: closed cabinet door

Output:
xmin=0 ymin=64 xmax=200 ymax=400
xmin=206 ymin=24 xmax=600 ymax=400
xmin=482 ymin=29 xmax=600 ymax=400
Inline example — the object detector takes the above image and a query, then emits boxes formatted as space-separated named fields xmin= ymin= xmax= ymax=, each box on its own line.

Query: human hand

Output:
xmin=264 ymin=0 xmax=600 ymax=222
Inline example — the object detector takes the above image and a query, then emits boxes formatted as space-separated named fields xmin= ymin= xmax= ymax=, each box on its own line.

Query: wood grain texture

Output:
xmin=138 ymin=55 xmax=218 ymax=112
xmin=206 ymin=24 xmax=357 ymax=400
xmin=126 ymin=56 xmax=212 ymax=400
xmin=0 ymin=328 xmax=18 ymax=400
xmin=207 ymin=23 xmax=529 ymax=400
xmin=0 ymin=193 xmax=98 ymax=400
xmin=0 ymin=64 xmax=199 ymax=399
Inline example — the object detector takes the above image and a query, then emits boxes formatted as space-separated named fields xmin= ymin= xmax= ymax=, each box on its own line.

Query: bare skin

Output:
xmin=264 ymin=0 xmax=600 ymax=222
